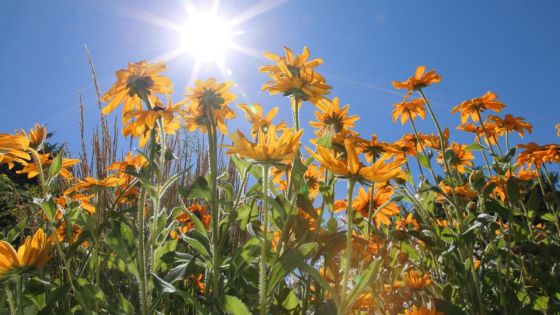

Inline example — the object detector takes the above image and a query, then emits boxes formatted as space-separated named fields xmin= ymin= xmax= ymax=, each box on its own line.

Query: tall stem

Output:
xmin=259 ymin=165 xmax=270 ymax=315
xmin=341 ymin=179 xmax=356 ymax=304
xmin=207 ymin=117 xmax=221 ymax=301
xmin=136 ymin=188 xmax=148 ymax=315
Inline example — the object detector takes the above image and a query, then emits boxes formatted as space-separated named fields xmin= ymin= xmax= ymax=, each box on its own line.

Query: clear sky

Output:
xmin=1 ymin=0 xmax=559 ymax=157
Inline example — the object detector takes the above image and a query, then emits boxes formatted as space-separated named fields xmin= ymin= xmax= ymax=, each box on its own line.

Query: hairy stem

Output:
xmin=259 ymin=165 xmax=270 ymax=315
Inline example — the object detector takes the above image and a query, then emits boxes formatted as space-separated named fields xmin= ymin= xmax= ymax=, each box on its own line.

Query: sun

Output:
xmin=180 ymin=12 xmax=234 ymax=62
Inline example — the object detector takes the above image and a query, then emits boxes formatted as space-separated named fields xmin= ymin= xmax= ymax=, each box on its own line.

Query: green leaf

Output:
xmin=179 ymin=176 xmax=210 ymax=201
xmin=541 ymin=213 xmax=558 ymax=223
xmin=223 ymin=295 xmax=251 ymax=315
xmin=153 ymin=239 xmax=177 ymax=272
xmin=40 ymin=198 xmax=57 ymax=223
xmin=465 ymin=143 xmax=484 ymax=151
xmin=507 ymin=178 xmax=520 ymax=204
xmin=316 ymin=133 xmax=332 ymax=148
xmin=267 ymin=242 xmax=317 ymax=295
xmin=182 ymin=233 xmax=210 ymax=258
xmin=416 ymin=153 xmax=431 ymax=168
xmin=48 ymin=148 xmax=65 ymax=179
xmin=152 ymin=272 xmax=177 ymax=293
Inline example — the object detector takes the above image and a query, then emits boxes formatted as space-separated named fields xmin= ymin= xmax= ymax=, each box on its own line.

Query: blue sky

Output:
xmin=1 ymin=0 xmax=559 ymax=158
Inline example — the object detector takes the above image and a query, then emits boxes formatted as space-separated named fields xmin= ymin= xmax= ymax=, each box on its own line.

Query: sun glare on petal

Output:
xmin=180 ymin=12 xmax=234 ymax=63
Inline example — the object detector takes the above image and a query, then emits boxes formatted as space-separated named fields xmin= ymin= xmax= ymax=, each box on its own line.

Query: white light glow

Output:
xmin=180 ymin=12 xmax=234 ymax=62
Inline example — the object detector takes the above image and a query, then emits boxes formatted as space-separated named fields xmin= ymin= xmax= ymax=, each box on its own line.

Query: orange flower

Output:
xmin=403 ymin=269 xmax=431 ymax=290
xmin=102 ymin=61 xmax=173 ymax=117
xmin=357 ymin=134 xmax=399 ymax=163
xmin=437 ymin=142 xmax=474 ymax=173
xmin=392 ymin=98 xmax=426 ymax=125
xmin=17 ymin=153 xmax=79 ymax=180
xmin=400 ymin=305 xmax=443 ymax=315
xmin=424 ymin=128 xmax=450 ymax=151
xmin=394 ymin=133 xmax=426 ymax=156
xmin=395 ymin=213 xmax=420 ymax=231
xmin=122 ymin=96 xmax=183 ymax=147
xmin=184 ymin=78 xmax=237 ymax=135
xmin=488 ymin=114 xmax=532 ymax=138
xmin=0 ymin=228 xmax=51 ymax=276
xmin=457 ymin=121 xmax=502 ymax=146
xmin=308 ymin=139 xmax=403 ymax=183
xmin=237 ymin=103 xmax=287 ymax=137
xmin=352 ymin=186 xmax=400 ymax=227
xmin=170 ymin=204 xmax=211 ymax=239
xmin=20 ymin=124 xmax=47 ymax=149
xmin=64 ymin=176 xmax=122 ymax=195
xmin=439 ymin=182 xmax=478 ymax=200
xmin=310 ymin=97 xmax=359 ymax=134
xmin=451 ymin=91 xmax=505 ymax=123
xmin=225 ymin=125 xmax=303 ymax=163
xmin=260 ymin=47 xmax=331 ymax=102
xmin=516 ymin=142 xmax=560 ymax=168
xmin=392 ymin=66 xmax=441 ymax=100
xmin=0 ymin=133 xmax=30 ymax=169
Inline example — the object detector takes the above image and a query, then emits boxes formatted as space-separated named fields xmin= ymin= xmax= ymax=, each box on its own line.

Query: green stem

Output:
xmin=259 ymin=165 xmax=270 ymax=315
xmin=409 ymin=114 xmax=437 ymax=183
xmin=292 ymin=96 xmax=300 ymax=131
xmin=206 ymin=117 xmax=221 ymax=301
xmin=136 ymin=188 xmax=148 ymax=315
xmin=341 ymin=179 xmax=356 ymax=304
xmin=16 ymin=275 xmax=23 ymax=315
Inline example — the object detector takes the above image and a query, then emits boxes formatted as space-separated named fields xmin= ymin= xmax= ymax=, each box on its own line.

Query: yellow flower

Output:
xmin=437 ymin=142 xmax=474 ymax=173
xmin=451 ymin=91 xmax=505 ymax=123
xmin=392 ymin=66 xmax=441 ymax=100
xmin=400 ymin=305 xmax=443 ymax=315
xmin=439 ymin=181 xmax=478 ymax=200
xmin=357 ymin=134 xmax=399 ymax=163
xmin=308 ymin=138 xmax=403 ymax=183
xmin=170 ymin=204 xmax=211 ymax=239
xmin=394 ymin=133 xmax=427 ymax=156
xmin=238 ymin=103 xmax=287 ymax=137
xmin=0 ymin=133 xmax=30 ymax=169
xmin=186 ymin=78 xmax=236 ymax=110
xmin=395 ymin=213 xmax=420 ymax=231
xmin=20 ymin=124 xmax=47 ymax=149
xmin=488 ymin=114 xmax=533 ymax=138
xmin=184 ymin=78 xmax=237 ymax=134
xmin=352 ymin=186 xmax=400 ymax=227
xmin=403 ymin=269 xmax=431 ymax=290
xmin=102 ymin=61 xmax=173 ymax=116
xmin=309 ymin=97 xmax=359 ymax=134
xmin=260 ymin=46 xmax=323 ymax=76
xmin=516 ymin=142 xmax=560 ymax=168
xmin=225 ymin=125 xmax=303 ymax=163
xmin=260 ymin=47 xmax=331 ymax=102
xmin=457 ymin=121 xmax=502 ymax=146
xmin=64 ymin=176 xmax=122 ymax=195
xmin=392 ymin=98 xmax=426 ymax=125
xmin=122 ymin=96 xmax=184 ymax=147
xmin=17 ymin=153 xmax=79 ymax=180
xmin=556 ymin=124 xmax=560 ymax=137
xmin=0 ymin=228 xmax=51 ymax=276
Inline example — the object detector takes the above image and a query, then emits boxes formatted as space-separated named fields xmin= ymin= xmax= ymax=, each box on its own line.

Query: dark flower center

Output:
xmin=200 ymin=89 xmax=224 ymax=110
xmin=127 ymin=75 xmax=154 ymax=97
